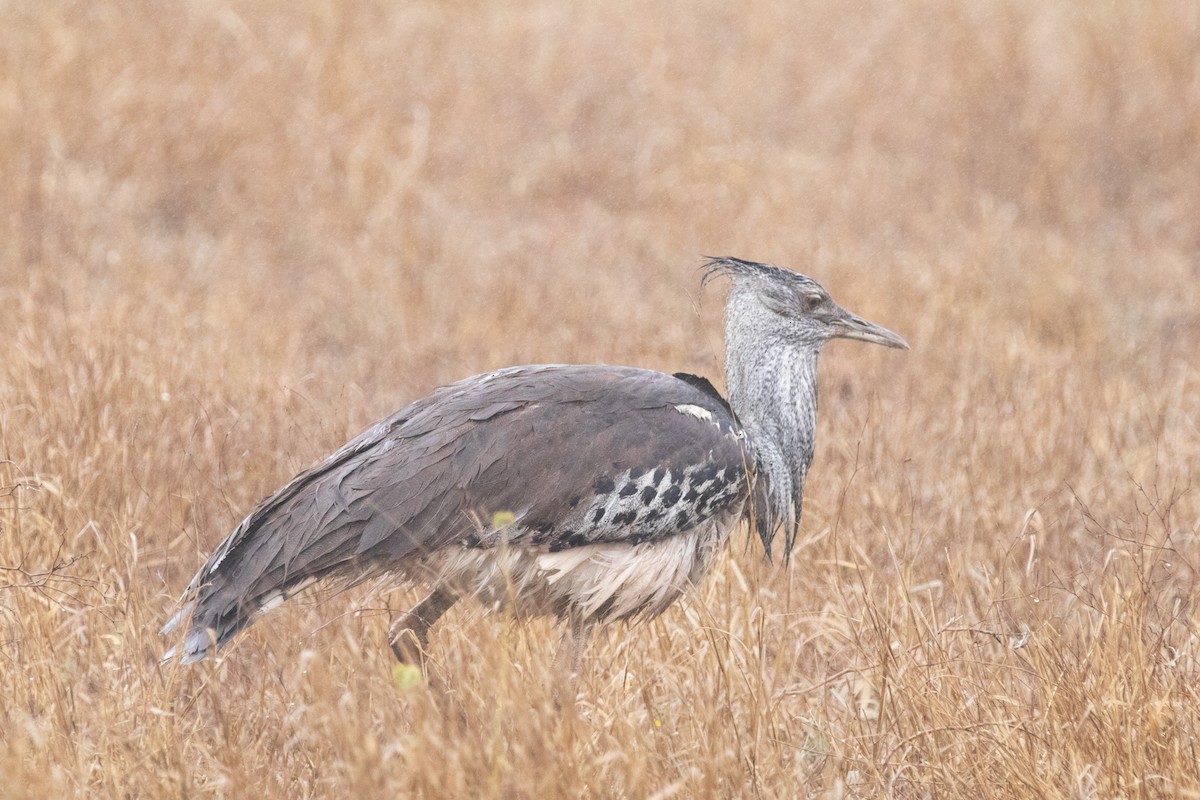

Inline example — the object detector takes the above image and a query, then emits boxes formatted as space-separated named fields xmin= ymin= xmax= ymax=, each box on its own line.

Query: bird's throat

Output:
xmin=725 ymin=338 xmax=821 ymax=553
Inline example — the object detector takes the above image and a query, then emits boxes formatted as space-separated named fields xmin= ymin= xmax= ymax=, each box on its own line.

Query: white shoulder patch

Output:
xmin=674 ymin=404 xmax=714 ymax=422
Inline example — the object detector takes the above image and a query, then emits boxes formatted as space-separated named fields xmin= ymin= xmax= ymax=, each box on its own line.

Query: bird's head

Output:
xmin=702 ymin=256 xmax=908 ymax=560
xmin=702 ymin=256 xmax=908 ymax=351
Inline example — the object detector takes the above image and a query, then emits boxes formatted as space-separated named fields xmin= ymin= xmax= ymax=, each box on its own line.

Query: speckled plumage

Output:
xmin=163 ymin=257 xmax=907 ymax=666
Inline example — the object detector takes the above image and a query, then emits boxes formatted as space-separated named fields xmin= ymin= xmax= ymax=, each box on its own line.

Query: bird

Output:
xmin=161 ymin=257 xmax=908 ymax=671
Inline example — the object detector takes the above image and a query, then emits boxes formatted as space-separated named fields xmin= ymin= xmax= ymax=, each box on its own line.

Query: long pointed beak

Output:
xmin=830 ymin=309 xmax=909 ymax=350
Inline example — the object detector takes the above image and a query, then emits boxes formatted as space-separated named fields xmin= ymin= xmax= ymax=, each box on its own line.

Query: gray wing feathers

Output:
xmin=164 ymin=365 xmax=749 ymax=660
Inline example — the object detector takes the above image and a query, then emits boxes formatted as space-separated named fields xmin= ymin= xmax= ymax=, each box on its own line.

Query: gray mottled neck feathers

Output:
xmin=723 ymin=286 xmax=822 ymax=557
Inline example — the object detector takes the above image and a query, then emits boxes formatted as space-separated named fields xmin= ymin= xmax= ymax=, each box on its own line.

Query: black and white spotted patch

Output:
xmin=533 ymin=459 xmax=748 ymax=551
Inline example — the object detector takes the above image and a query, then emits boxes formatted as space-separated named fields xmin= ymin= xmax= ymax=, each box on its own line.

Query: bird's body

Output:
xmin=165 ymin=365 xmax=749 ymax=662
xmin=163 ymin=258 xmax=907 ymax=666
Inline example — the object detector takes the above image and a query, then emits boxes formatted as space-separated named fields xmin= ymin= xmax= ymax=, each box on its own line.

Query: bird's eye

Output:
xmin=801 ymin=293 xmax=823 ymax=312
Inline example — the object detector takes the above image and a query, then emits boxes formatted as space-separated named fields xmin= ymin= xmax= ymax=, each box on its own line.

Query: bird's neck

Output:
xmin=724 ymin=318 xmax=822 ymax=555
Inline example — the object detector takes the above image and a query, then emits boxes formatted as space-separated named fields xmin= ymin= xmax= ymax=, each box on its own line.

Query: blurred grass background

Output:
xmin=2 ymin=1 xmax=1199 ymax=797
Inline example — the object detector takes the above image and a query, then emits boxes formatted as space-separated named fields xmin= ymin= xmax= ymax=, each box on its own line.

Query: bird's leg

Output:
xmin=563 ymin=613 xmax=593 ymax=680
xmin=389 ymin=586 xmax=457 ymax=668
xmin=551 ymin=612 xmax=593 ymax=706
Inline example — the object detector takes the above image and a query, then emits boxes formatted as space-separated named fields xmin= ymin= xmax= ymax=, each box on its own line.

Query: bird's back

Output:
xmin=164 ymin=364 xmax=751 ymax=662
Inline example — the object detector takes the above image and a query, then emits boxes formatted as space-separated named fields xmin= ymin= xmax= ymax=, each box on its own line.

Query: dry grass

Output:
xmin=3 ymin=0 xmax=1200 ymax=797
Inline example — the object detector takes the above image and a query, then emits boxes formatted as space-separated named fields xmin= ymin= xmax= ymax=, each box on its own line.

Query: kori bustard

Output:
xmin=162 ymin=257 xmax=907 ymax=668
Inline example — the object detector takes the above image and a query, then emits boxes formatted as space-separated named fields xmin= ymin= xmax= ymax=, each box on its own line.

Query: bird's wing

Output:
xmin=165 ymin=365 xmax=751 ymax=655
xmin=402 ymin=365 xmax=752 ymax=554
xmin=309 ymin=364 xmax=749 ymax=558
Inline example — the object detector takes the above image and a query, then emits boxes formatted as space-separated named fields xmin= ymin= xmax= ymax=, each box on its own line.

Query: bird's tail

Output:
xmin=160 ymin=509 xmax=372 ymax=664
xmin=161 ymin=403 xmax=436 ymax=663
xmin=160 ymin=569 xmax=323 ymax=665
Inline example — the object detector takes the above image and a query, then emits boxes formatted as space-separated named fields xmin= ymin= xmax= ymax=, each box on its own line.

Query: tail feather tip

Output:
xmin=160 ymin=599 xmax=196 ymax=636
xmin=161 ymin=629 xmax=216 ymax=665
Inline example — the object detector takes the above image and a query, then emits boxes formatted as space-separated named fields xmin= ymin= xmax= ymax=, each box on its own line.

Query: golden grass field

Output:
xmin=3 ymin=1 xmax=1200 ymax=796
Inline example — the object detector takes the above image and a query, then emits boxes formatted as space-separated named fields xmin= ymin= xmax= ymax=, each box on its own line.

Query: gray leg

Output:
xmin=389 ymin=586 xmax=457 ymax=666
xmin=551 ymin=613 xmax=594 ymax=705
xmin=563 ymin=613 xmax=593 ymax=679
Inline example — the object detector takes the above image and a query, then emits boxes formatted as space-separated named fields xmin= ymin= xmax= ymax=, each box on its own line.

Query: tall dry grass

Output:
xmin=2 ymin=0 xmax=1199 ymax=796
